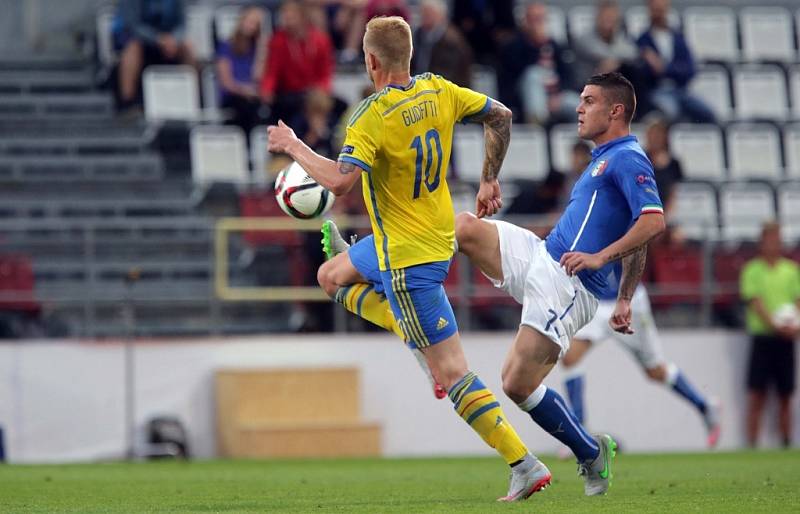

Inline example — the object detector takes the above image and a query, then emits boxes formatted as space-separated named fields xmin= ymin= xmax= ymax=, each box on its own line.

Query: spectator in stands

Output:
xmin=452 ymin=0 xmax=515 ymax=65
xmin=497 ymin=2 xmax=578 ymax=124
xmin=643 ymin=116 xmax=682 ymax=217
xmin=215 ymin=6 xmax=267 ymax=134
xmin=260 ymin=0 xmax=334 ymax=124
xmin=411 ymin=0 xmax=473 ymax=87
xmin=740 ymin=222 xmax=799 ymax=448
xmin=572 ymin=0 xmax=640 ymax=85
xmin=295 ymin=89 xmax=336 ymax=159
xmin=114 ymin=0 xmax=197 ymax=115
xmin=635 ymin=0 xmax=714 ymax=123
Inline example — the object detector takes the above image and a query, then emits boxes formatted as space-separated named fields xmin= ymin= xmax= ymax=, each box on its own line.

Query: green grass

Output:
xmin=1 ymin=451 xmax=798 ymax=513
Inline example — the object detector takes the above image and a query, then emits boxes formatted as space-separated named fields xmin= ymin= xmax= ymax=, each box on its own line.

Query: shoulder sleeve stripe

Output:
xmin=338 ymin=155 xmax=372 ymax=173
xmin=347 ymin=96 xmax=376 ymax=127
xmin=459 ymin=97 xmax=492 ymax=124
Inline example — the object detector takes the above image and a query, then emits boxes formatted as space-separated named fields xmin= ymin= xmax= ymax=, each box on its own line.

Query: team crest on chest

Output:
xmin=591 ymin=160 xmax=608 ymax=177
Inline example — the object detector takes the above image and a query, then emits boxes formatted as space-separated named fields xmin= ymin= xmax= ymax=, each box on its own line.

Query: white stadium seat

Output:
xmin=471 ymin=66 xmax=497 ymax=101
xmin=624 ymin=6 xmax=680 ymax=38
xmin=726 ymin=123 xmax=782 ymax=181
xmin=249 ymin=125 xmax=270 ymax=182
xmin=669 ymin=124 xmax=726 ymax=181
xmin=96 ymin=5 xmax=117 ymax=66
xmin=567 ymin=5 xmax=596 ymax=41
xmin=671 ymin=182 xmax=718 ymax=240
xmin=784 ymin=124 xmax=800 ymax=179
xmin=143 ymin=65 xmax=200 ymax=121
xmin=550 ymin=123 xmax=585 ymax=173
xmin=186 ymin=4 xmax=214 ymax=61
xmin=332 ymin=73 xmax=373 ymax=107
xmin=790 ymin=65 xmax=800 ymax=120
xmin=683 ymin=7 xmax=738 ymax=62
xmin=740 ymin=7 xmax=795 ymax=62
xmin=733 ymin=65 xmax=788 ymax=121
xmin=778 ymin=182 xmax=800 ymax=244
xmin=452 ymin=125 xmax=483 ymax=181
xmin=719 ymin=182 xmax=775 ymax=241
xmin=504 ymin=125 xmax=549 ymax=181
xmin=689 ymin=65 xmax=732 ymax=121
xmin=190 ymin=125 xmax=249 ymax=185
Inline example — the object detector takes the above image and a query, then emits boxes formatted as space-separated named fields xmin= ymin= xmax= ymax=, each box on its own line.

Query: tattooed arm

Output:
xmin=468 ymin=99 xmax=512 ymax=217
xmin=267 ymin=121 xmax=362 ymax=196
xmin=618 ymin=244 xmax=647 ymax=301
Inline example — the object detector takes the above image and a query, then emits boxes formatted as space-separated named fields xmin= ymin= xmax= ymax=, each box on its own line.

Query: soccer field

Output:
xmin=1 ymin=451 xmax=798 ymax=513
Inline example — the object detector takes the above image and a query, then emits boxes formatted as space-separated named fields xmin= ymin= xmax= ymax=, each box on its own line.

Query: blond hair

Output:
xmin=363 ymin=16 xmax=412 ymax=71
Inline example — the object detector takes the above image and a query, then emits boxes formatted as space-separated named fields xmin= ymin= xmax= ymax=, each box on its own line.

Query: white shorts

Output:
xmin=573 ymin=285 xmax=665 ymax=369
xmin=486 ymin=220 xmax=598 ymax=356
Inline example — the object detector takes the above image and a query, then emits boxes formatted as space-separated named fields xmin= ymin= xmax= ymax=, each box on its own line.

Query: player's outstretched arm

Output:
xmin=560 ymin=212 xmax=665 ymax=276
xmin=469 ymin=100 xmax=512 ymax=217
xmin=267 ymin=121 xmax=361 ymax=196
xmin=608 ymin=244 xmax=648 ymax=334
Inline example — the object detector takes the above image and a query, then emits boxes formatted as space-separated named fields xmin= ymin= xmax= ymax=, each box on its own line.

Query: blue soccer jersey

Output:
xmin=545 ymin=135 xmax=663 ymax=300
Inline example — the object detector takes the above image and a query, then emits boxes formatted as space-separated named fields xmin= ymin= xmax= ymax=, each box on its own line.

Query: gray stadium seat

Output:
xmin=689 ymin=65 xmax=732 ymax=121
xmin=452 ymin=125 xmax=483 ymax=181
xmin=332 ymin=72 xmax=373 ymax=107
xmin=733 ymin=65 xmax=788 ymax=121
xmin=504 ymin=125 xmax=549 ymax=180
xmin=683 ymin=7 xmax=738 ymax=62
xmin=249 ymin=125 xmax=270 ymax=182
xmin=186 ymin=3 xmax=214 ymax=61
xmin=546 ymin=5 xmax=567 ymax=44
xmin=778 ymin=182 xmax=800 ymax=244
xmin=550 ymin=123 xmax=585 ymax=173
xmin=567 ymin=5 xmax=596 ymax=40
xmin=471 ymin=65 xmax=497 ymax=101
xmin=190 ymin=125 xmax=249 ymax=185
xmin=790 ymin=65 xmax=800 ymax=120
xmin=624 ymin=5 xmax=680 ymax=38
xmin=739 ymin=7 xmax=795 ymax=62
xmin=719 ymin=182 xmax=775 ymax=241
xmin=726 ymin=123 xmax=782 ymax=181
xmin=669 ymin=124 xmax=726 ymax=181
xmin=671 ymin=182 xmax=718 ymax=240
xmin=96 ymin=4 xmax=117 ymax=66
xmin=784 ymin=124 xmax=800 ymax=179
xmin=143 ymin=65 xmax=201 ymax=121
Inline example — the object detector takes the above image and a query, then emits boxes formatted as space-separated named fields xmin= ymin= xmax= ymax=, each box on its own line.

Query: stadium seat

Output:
xmin=713 ymin=245 xmax=758 ymax=305
xmin=96 ymin=4 xmax=116 ymax=66
xmin=650 ymin=245 xmax=703 ymax=306
xmin=471 ymin=65 xmax=497 ymax=101
xmin=689 ymin=65 xmax=732 ymax=121
xmin=732 ymin=65 xmax=788 ymax=121
xmin=567 ymin=5 xmax=596 ymax=40
xmin=789 ymin=65 xmax=800 ymax=120
xmin=683 ymin=7 xmax=738 ymax=62
xmin=504 ymin=125 xmax=548 ymax=181
xmin=190 ymin=125 xmax=249 ymax=185
xmin=624 ymin=5 xmax=680 ymax=38
xmin=249 ymin=125 xmax=271 ymax=182
xmin=452 ymin=125 xmax=483 ymax=181
xmin=186 ymin=3 xmax=214 ymax=61
xmin=549 ymin=123 xmax=587 ymax=173
xmin=671 ymin=182 xmax=719 ymax=240
xmin=668 ymin=124 xmax=726 ymax=181
xmin=726 ymin=123 xmax=782 ymax=181
xmin=143 ymin=65 xmax=201 ymax=121
xmin=719 ymin=182 xmax=775 ymax=241
xmin=201 ymin=66 xmax=218 ymax=111
xmin=784 ymin=124 xmax=800 ymax=179
xmin=0 ymin=254 xmax=40 ymax=313
xmin=332 ymin=72 xmax=373 ymax=108
xmin=739 ymin=7 xmax=795 ymax=62
xmin=546 ymin=5 xmax=567 ymax=44
xmin=778 ymin=182 xmax=800 ymax=244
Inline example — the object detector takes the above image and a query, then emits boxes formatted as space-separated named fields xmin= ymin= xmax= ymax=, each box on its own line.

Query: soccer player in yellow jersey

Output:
xmin=268 ymin=16 xmax=551 ymax=501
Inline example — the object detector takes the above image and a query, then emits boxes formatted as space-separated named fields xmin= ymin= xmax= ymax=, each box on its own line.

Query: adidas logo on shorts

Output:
xmin=437 ymin=317 xmax=449 ymax=330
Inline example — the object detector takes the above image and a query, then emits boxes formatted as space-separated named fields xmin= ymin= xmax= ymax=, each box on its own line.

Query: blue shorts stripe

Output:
xmin=465 ymin=401 xmax=500 ymax=425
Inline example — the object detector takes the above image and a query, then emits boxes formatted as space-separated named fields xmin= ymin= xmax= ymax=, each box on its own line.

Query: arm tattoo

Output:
xmin=470 ymin=100 xmax=511 ymax=182
xmin=337 ymin=161 xmax=356 ymax=175
xmin=618 ymin=244 xmax=647 ymax=301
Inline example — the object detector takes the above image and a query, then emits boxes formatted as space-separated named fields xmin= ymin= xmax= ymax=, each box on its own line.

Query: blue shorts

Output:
xmin=347 ymin=235 xmax=458 ymax=349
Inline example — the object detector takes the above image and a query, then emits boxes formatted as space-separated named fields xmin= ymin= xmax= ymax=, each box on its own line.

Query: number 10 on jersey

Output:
xmin=410 ymin=129 xmax=443 ymax=199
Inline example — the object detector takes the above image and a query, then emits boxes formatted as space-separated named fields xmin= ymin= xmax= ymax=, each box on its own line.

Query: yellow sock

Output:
xmin=335 ymin=283 xmax=405 ymax=340
xmin=449 ymin=371 xmax=529 ymax=465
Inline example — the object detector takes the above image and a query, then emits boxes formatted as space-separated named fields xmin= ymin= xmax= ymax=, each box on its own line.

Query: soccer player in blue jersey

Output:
xmin=268 ymin=16 xmax=550 ymax=502
xmin=455 ymin=72 xmax=666 ymax=496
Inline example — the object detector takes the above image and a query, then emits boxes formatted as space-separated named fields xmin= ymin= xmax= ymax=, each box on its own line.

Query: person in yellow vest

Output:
xmin=740 ymin=222 xmax=800 ymax=448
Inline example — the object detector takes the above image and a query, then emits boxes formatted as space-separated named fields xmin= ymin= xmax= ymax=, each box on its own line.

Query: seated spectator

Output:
xmin=643 ymin=116 xmax=682 ymax=217
xmin=636 ymin=0 xmax=714 ymax=123
xmin=573 ymin=0 xmax=640 ymax=85
xmin=260 ymin=0 xmax=334 ymax=124
xmin=498 ymin=2 xmax=579 ymax=125
xmin=452 ymin=0 xmax=515 ymax=65
xmin=215 ymin=6 xmax=267 ymax=134
xmin=113 ymin=0 xmax=197 ymax=115
xmin=411 ymin=0 xmax=473 ymax=87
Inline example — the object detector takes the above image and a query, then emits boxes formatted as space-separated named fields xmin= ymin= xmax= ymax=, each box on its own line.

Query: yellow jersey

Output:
xmin=338 ymin=73 xmax=489 ymax=271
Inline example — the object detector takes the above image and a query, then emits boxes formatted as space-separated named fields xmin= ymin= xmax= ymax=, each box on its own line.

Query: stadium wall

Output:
xmin=0 ymin=331 xmax=796 ymax=463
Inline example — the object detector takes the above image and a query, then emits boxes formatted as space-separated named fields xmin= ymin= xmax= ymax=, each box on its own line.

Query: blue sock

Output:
xmin=518 ymin=385 xmax=599 ymax=462
xmin=564 ymin=372 xmax=585 ymax=425
xmin=666 ymin=364 xmax=707 ymax=414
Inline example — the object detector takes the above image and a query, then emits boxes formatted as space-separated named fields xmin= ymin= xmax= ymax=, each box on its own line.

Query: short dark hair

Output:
xmin=585 ymin=72 xmax=636 ymax=123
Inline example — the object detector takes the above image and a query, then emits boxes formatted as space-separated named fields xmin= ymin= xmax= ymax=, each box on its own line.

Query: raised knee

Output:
xmin=316 ymin=263 xmax=337 ymax=298
xmin=502 ymin=377 xmax=535 ymax=405
xmin=455 ymin=212 xmax=479 ymax=249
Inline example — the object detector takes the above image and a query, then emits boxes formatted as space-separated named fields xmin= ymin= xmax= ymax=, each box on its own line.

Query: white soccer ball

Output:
xmin=772 ymin=303 xmax=800 ymax=329
xmin=274 ymin=161 xmax=335 ymax=219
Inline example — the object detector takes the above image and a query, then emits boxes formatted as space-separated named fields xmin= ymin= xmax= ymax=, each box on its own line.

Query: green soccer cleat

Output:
xmin=578 ymin=434 xmax=617 ymax=496
xmin=321 ymin=220 xmax=352 ymax=260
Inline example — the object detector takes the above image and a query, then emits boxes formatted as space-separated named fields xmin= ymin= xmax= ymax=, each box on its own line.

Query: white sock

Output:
xmin=517 ymin=384 xmax=548 ymax=412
